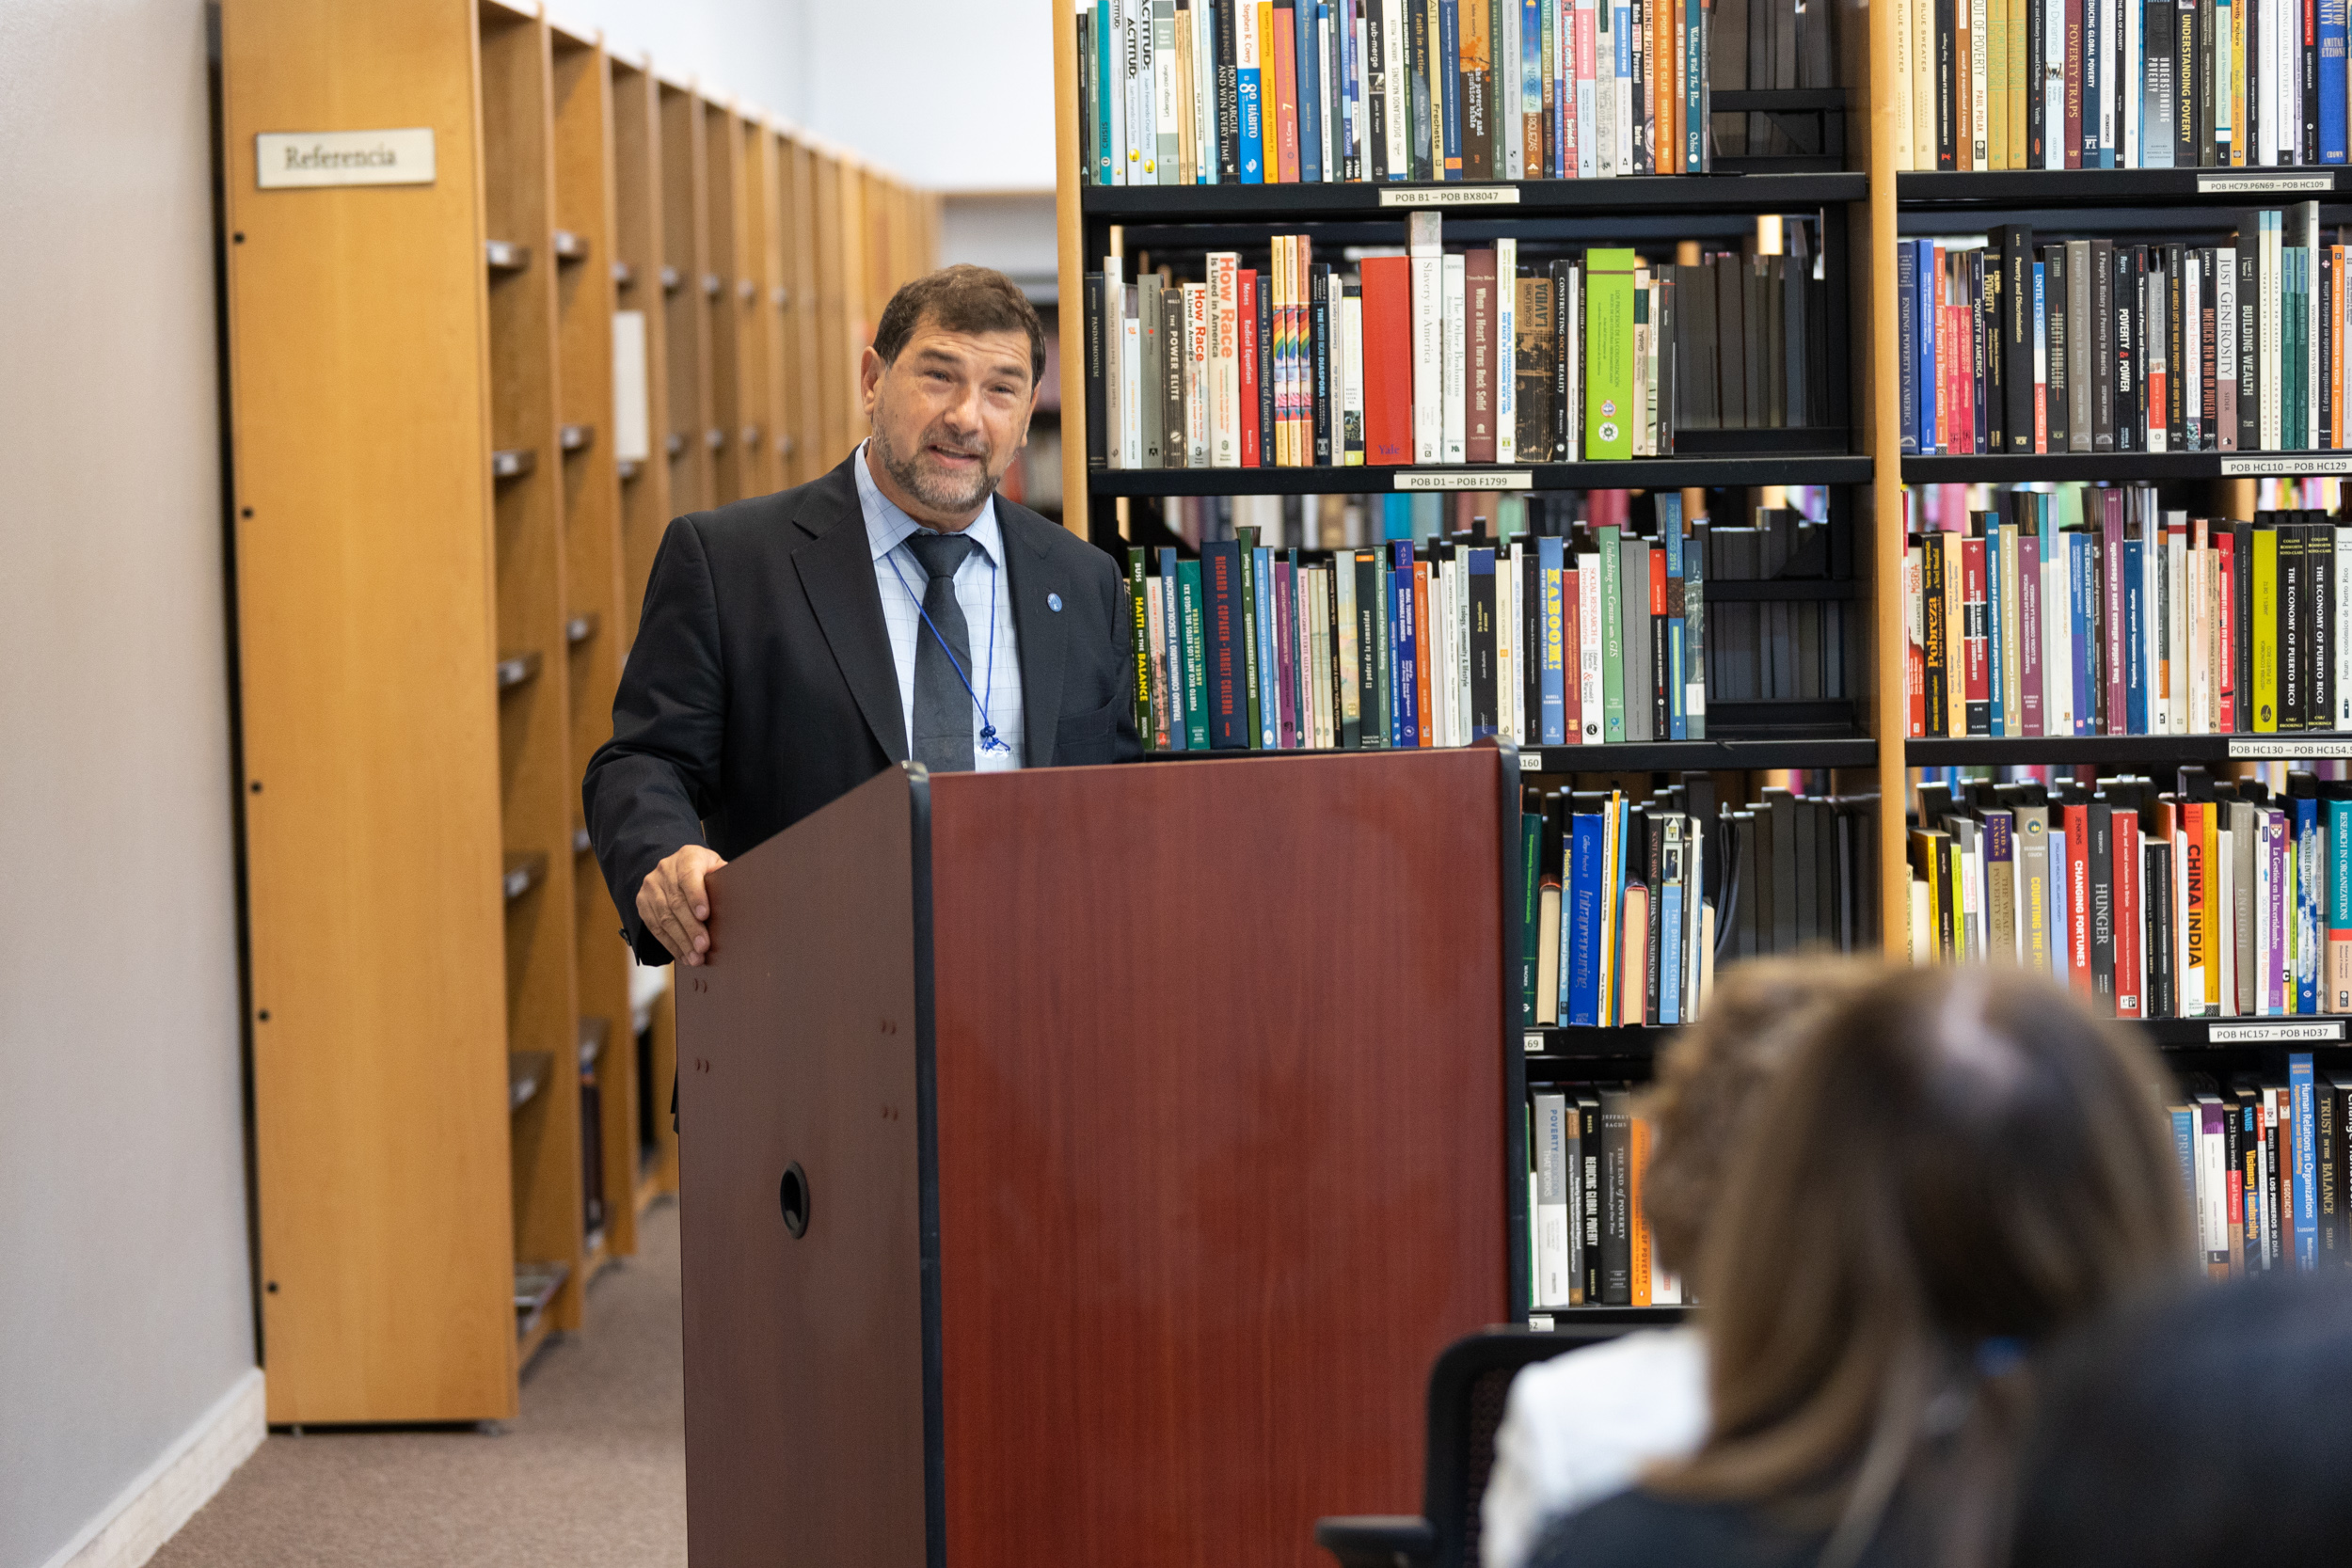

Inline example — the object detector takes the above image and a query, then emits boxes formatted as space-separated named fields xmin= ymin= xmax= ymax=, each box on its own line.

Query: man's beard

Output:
xmin=873 ymin=418 xmax=995 ymax=515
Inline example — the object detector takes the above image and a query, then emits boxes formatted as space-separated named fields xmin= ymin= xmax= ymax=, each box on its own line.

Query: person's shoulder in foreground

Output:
xmin=1528 ymin=1489 xmax=1915 ymax=1568
xmin=1479 ymin=1326 xmax=1707 ymax=1568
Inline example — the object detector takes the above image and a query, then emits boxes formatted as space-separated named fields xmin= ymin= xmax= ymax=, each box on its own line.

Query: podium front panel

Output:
xmin=928 ymin=749 xmax=1510 ymax=1567
xmin=679 ymin=771 xmax=930 ymax=1567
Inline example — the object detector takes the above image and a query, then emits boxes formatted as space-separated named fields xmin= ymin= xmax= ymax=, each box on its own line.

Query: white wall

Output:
xmin=554 ymin=0 xmax=1057 ymax=191
xmin=0 ymin=2 xmax=258 ymax=1565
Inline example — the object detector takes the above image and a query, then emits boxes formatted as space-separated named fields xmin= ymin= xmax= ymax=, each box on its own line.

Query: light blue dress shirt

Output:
xmin=854 ymin=442 xmax=1025 ymax=770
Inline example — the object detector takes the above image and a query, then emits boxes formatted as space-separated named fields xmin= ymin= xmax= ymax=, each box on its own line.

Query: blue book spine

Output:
xmin=1253 ymin=546 xmax=1279 ymax=747
xmin=1238 ymin=0 xmax=1264 ymax=183
xmin=2329 ymin=0 xmax=2351 ymax=166
xmin=1915 ymin=244 xmax=1937 ymax=455
xmin=2122 ymin=536 xmax=2146 ymax=734
xmin=1295 ymin=0 xmax=1322 ymax=182
xmin=2293 ymin=1053 xmax=2320 ymax=1268
xmin=1566 ymin=814 xmax=1604 ymax=1026
xmin=2297 ymin=798 xmax=2324 ymax=1013
xmin=2169 ymin=1106 xmax=2199 ymax=1216
xmin=1665 ymin=505 xmax=1687 ymax=739
xmin=2072 ymin=533 xmax=2094 ymax=736
xmin=1522 ymin=0 xmax=1545 ymax=175
xmin=1159 ymin=546 xmax=1186 ymax=749
xmin=1538 ymin=536 xmax=1566 ymax=744
xmin=1659 ymin=879 xmax=1683 ymax=1025
xmin=1987 ymin=531 xmax=2006 ymax=736
xmin=2048 ymin=828 xmax=2069 ymax=985
xmin=1392 ymin=540 xmax=1420 ymax=748
xmin=1898 ymin=242 xmax=1918 ymax=453
xmin=1439 ymin=0 xmax=1464 ymax=177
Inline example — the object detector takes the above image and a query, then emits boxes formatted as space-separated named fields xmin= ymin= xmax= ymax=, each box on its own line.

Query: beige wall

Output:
xmin=0 ymin=2 xmax=257 ymax=1563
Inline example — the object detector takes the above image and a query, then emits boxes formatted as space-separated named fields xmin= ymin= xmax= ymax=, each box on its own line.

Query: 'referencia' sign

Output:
xmin=255 ymin=129 xmax=436 ymax=189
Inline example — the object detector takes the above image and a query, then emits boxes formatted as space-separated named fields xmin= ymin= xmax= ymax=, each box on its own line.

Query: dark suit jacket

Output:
xmin=584 ymin=455 xmax=1140 ymax=965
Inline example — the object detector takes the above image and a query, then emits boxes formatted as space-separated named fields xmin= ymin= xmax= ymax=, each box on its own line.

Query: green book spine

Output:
xmin=1598 ymin=524 xmax=1627 ymax=742
xmin=1583 ymin=247 xmax=1639 ymax=460
xmin=1520 ymin=808 xmax=1542 ymax=1023
xmin=1238 ymin=526 xmax=1263 ymax=749
xmin=1178 ymin=559 xmax=1211 ymax=750
xmin=1128 ymin=548 xmax=1152 ymax=746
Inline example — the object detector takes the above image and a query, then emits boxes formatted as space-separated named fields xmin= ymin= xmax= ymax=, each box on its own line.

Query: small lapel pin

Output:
xmin=1047 ymin=593 xmax=1063 ymax=611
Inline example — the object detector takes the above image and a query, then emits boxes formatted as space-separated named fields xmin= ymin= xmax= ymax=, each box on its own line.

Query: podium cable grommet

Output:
xmin=779 ymin=1162 xmax=809 ymax=1238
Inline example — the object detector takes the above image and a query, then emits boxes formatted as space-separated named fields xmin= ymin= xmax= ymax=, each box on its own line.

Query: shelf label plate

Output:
xmin=2196 ymin=172 xmax=2335 ymax=195
xmin=1377 ymin=184 xmax=1523 ymax=207
xmin=2228 ymin=737 xmax=2352 ymax=758
xmin=2221 ymin=454 xmax=2352 ymax=477
xmin=2207 ymin=1022 xmax=2347 ymax=1043
xmin=256 ymin=128 xmax=437 ymax=188
xmin=1394 ymin=468 xmax=1534 ymax=490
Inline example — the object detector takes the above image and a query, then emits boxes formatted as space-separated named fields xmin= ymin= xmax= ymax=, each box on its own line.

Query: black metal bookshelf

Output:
xmin=1901 ymin=452 xmax=2352 ymax=483
xmin=1907 ymin=735 xmax=2352 ymax=767
xmin=1084 ymin=171 xmax=1868 ymax=222
xmin=1093 ymin=454 xmax=1873 ymax=497
xmin=1897 ymin=168 xmax=2346 ymax=210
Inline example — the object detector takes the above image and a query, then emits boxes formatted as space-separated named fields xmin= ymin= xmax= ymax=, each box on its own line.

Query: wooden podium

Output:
xmin=676 ymin=748 xmax=1525 ymax=1566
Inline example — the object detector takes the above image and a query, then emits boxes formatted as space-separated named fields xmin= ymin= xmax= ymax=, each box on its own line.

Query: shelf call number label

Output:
xmin=256 ymin=129 xmax=437 ymax=189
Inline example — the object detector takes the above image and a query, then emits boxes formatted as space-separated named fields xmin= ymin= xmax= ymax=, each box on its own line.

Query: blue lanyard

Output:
xmin=883 ymin=539 xmax=1009 ymax=755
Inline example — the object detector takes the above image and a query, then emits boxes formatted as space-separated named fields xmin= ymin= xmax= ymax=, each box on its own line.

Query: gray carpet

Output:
xmin=152 ymin=1200 xmax=686 ymax=1567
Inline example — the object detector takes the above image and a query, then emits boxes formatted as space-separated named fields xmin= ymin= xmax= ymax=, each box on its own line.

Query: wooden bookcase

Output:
xmin=221 ymin=0 xmax=935 ymax=1421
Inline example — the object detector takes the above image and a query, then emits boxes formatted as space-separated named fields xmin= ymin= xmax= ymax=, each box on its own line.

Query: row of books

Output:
xmin=1127 ymin=502 xmax=1714 ymax=752
xmin=1523 ymin=776 xmax=1880 ymax=1027
xmin=2173 ymin=1057 xmax=2349 ymax=1277
xmin=1902 ymin=487 xmax=2352 ymax=738
xmin=1528 ymin=1087 xmax=1681 ymax=1309
xmin=1906 ymin=769 xmax=2352 ymax=1019
xmin=1892 ymin=0 xmax=2352 ymax=170
xmin=1073 ymin=0 xmax=1834 ymax=187
xmin=1086 ymin=216 xmax=1829 ymax=472
xmin=1899 ymin=211 xmax=2346 ymax=456
xmin=1151 ymin=482 xmax=1836 ymax=547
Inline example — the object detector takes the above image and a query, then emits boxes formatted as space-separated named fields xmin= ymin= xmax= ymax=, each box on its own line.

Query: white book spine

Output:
xmin=1123 ymin=308 xmax=1144 ymax=467
xmin=1342 ymin=287 xmax=1365 ymax=464
xmin=2042 ymin=0 xmax=2065 ymax=168
xmin=1184 ymin=282 xmax=1210 ymax=466
xmin=1130 ymin=0 xmax=1156 ymax=180
xmin=2339 ymin=527 xmax=2352 ymax=728
xmin=2123 ymin=0 xmax=2140 ymax=167
xmin=1383 ymin=0 xmax=1408 ymax=176
xmin=1613 ymin=0 xmax=1632 ymax=175
xmin=1104 ymin=256 xmax=1126 ymax=467
xmin=1337 ymin=557 xmax=1359 ymax=734
xmin=1502 ymin=0 xmax=1522 ymax=178
xmin=1154 ymin=0 xmax=1179 ymax=182
xmin=1353 ymin=3 xmax=1372 ymax=177
xmin=1496 ymin=237 xmax=1518 ymax=465
xmin=1104 ymin=0 xmax=1125 ymax=183
xmin=1209 ymin=252 xmax=1241 ymax=466
xmin=1197 ymin=0 xmax=1217 ymax=180
xmin=1319 ymin=10 xmax=1338 ymax=181
xmin=2168 ymin=524 xmax=2188 ymax=733
xmin=1576 ymin=560 xmax=1603 ymax=740
xmin=1442 ymin=254 xmax=1468 ymax=464
xmin=1970 ymin=0 xmax=1989 ymax=168
xmin=1592 ymin=1 xmax=1613 ymax=177
xmin=2260 ymin=0 xmax=2278 ymax=166
xmin=1412 ymin=258 xmax=1443 ymax=462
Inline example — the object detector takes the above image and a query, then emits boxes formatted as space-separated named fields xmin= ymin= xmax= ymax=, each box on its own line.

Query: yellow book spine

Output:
xmin=2255 ymin=525 xmax=2280 ymax=732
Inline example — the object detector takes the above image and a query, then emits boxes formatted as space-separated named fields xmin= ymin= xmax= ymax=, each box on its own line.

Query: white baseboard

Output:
xmin=40 ymin=1368 xmax=266 ymax=1568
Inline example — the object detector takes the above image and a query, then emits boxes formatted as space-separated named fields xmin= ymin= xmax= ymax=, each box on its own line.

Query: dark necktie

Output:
xmin=902 ymin=530 xmax=978 ymax=772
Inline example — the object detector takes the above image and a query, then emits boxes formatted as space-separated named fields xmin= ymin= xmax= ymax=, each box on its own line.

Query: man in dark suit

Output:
xmin=585 ymin=264 xmax=1138 ymax=968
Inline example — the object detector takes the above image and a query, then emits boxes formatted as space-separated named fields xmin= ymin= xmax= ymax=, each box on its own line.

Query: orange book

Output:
xmin=1620 ymin=883 xmax=1649 ymax=1027
xmin=1271 ymin=0 xmax=1301 ymax=184
xmin=1629 ymin=1114 xmax=1654 ymax=1307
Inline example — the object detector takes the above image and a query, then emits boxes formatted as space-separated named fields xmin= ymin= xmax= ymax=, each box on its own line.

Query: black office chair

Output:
xmin=1313 ymin=1323 xmax=1648 ymax=1568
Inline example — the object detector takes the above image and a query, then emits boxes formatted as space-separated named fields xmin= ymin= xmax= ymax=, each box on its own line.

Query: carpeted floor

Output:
xmin=151 ymin=1199 xmax=686 ymax=1568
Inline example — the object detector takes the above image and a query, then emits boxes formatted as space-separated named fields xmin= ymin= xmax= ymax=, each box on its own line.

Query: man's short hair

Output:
xmin=872 ymin=264 xmax=1045 ymax=388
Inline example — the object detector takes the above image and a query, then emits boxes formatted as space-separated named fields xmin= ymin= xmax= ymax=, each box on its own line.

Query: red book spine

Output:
xmin=1963 ymin=534 xmax=1990 ymax=730
xmin=1272 ymin=4 xmax=1302 ymax=183
xmin=1239 ymin=269 xmax=1262 ymax=468
xmin=2066 ymin=802 xmax=2093 ymax=995
xmin=2063 ymin=0 xmax=2084 ymax=170
xmin=1467 ymin=249 xmax=1498 ymax=463
xmin=1360 ymin=256 xmax=1414 ymax=466
xmin=2115 ymin=810 xmax=2142 ymax=1018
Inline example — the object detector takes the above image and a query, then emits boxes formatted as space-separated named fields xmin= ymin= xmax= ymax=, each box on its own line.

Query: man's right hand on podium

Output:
xmin=638 ymin=844 xmax=728 ymax=967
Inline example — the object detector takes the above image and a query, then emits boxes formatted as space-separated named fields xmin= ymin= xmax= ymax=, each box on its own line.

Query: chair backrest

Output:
xmin=1422 ymin=1324 xmax=1654 ymax=1568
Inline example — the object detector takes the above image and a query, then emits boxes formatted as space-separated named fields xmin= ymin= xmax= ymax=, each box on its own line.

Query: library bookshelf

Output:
xmin=220 ymin=0 xmax=935 ymax=1422
xmin=1048 ymin=0 xmax=2352 ymax=1319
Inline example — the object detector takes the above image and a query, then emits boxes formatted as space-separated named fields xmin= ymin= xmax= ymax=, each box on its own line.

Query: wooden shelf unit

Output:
xmin=220 ymin=0 xmax=935 ymax=1422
